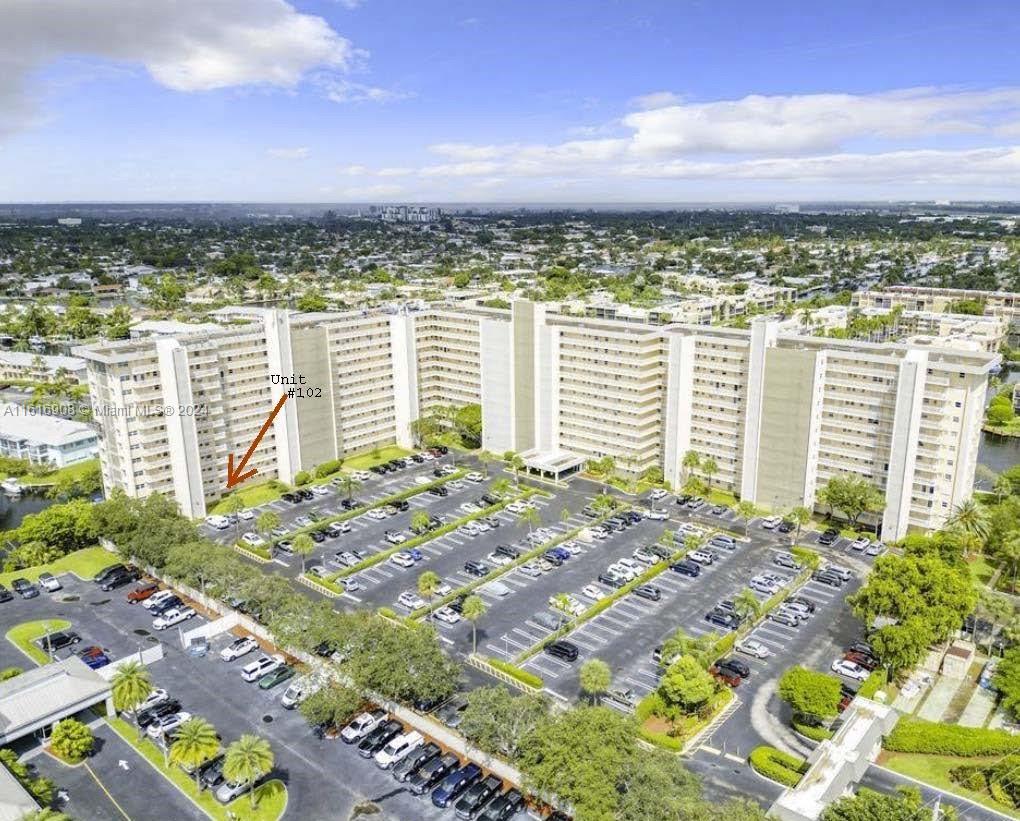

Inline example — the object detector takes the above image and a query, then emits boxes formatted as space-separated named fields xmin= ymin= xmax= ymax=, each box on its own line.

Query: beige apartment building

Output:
xmin=77 ymin=299 xmax=996 ymax=539
xmin=854 ymin=286 xmax=1020 ymax=342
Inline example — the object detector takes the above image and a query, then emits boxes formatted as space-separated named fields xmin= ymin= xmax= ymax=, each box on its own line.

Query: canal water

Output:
xmin=978 ymin=367 xmax=1020 ymax=483
xmin=0 ymin=487 xmax=54 ymax=533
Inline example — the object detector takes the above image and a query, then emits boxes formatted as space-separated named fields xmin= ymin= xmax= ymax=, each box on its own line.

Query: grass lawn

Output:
xmin=969 ymin=556 xmax=997 ymax=588
xmin=6 ymin=619 xmax=72 ymax=665
xmin=209 ymin=481 xmax=289 ymax=515
xmin=0 ymin=546 xmax=118 ymax=588
xmin=879 ymin=751 xmax=1019 ymax=818
xmin=107 ymin=717 xmax=288 ymax=821
xmin=342 ymin=445 xmax=413 ymax=471
xmin=706 ymin=488 xmax=738 ymax=508
xmin=16 ymin=458 xmax=100 ymax=486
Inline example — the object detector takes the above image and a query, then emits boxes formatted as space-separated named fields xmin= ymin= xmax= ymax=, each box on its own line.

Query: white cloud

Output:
xmin=267 ymin=146 xmax=310 ymax=160
xmin=376 ymin=167 xmax=413 ymax=176
xmin=1 ymin=0 xmax=354 ymax=137
xmin=316 ymin=77 xmax=411 ymax=103
xmin=338 ymin=164 xmax=369 ymax=175
xmin=629 ymin=91 xmax=682 ymax=110
xmin=340 ymin=183 xmax=403 ymax=197
xmin=621 ymin=87 xmax=1020 ymax=156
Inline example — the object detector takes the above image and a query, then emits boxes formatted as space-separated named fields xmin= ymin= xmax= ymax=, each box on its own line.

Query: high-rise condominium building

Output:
xmin=76 ymin=300 xmax=997 ymax=539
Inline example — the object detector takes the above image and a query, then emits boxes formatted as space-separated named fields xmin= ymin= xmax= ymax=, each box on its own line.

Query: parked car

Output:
xmin=136 ymin=699 xmax=182 ymax=729
xmin=716 ymin=657 xmax=751 ymax=678
xmin=710 ymin=665 xmax=742 ymax=687
xmin=477 ymin=788 xmax=524 ymax=821
xmin=375 ymin=730 xmax=423 ymax=769
xmin=408 ymin=752 xmax=459 ymax=795
xmin=41 ymin=630 xmax=81 ymax=651
xmin=432 ymin=763 xmax=482 ymax=808
xmin=340 ymin=710 xmax=387 ymax=743
xmin=37 ymin=572 xmax=62 ymax=592
xmin=127 ymin=582 xmax=160 ymax=603
xmin=220 ymin=636 xmax=258 ymax=662
xmin=818 ymin=528 xmax=840 ymax=546
xmin=12 ymin=578 xmax=39 ymax=599
xmin=812 ymin=570 xmax=844 ymax=588
xmin=705 ymin=609 xmax=741 ymax=630
xmin=464 ymin=560 xmax=489 ymax=578
xmin=736 ymin=639 xmax=773 ymax=658
xmin=772 ymin=552 xmax=803 ymax=570
xmin=633 ymin=584 xmax=661 ymax=602
xmin=149 ymin=595 xmax=184 ymax=615
xmin=545 ymin=641 xmax=579 ymax=662
xmin=397 ymin=591 xmax=426 ymax=610
xmin=670 ymin=559 xmax=701 ymax=578
xmin=240 ymin=655 xmax=282 ymax=682
xmin=358 ymin=719 xmax=404 ymax=759
xmin=455 ymin=774 xmax=502 ymax=819
xmin=197 ymin=755 xmax=226 ymax=791
xmin=831 ymin=659 xmax=869 ymax=681
xmin=768 ymin=610 xmax=801 ymax=628
xmin=258 ymin=664 xmax=296 ymax=690
xmin=101 ymin=568 xmax=141 ymax=591
xmin=761 ymin=515 xmax=783 ymax=529
xmin=153 ymin=607 xmax=196 ymax=630
xmin=147 ymin=710 xmax=192 ymax=739
xmin=392 ymin=743 xmax=441 ymax=782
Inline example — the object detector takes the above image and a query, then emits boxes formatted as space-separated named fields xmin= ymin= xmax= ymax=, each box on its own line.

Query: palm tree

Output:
xmin=733 ymin=588 xmax=762 ymax=623
xmin=700 ymin=457 xmax=718 ymax=491
xmin=110 ymin=661 xmax=152 ymax=714
xmin=579 ymin=659 xmax=611 ymax=704
xmin=411 ymin=510 xmax=431 ymax=534
xmin=788 ymin=505 xmax=812 ymax=545
xmin=221 ymin=494 xmax=246 ymax=543
xmin=337 ymin=474 xmax=361 ymax=501
xmin=559 ymin=507 xmax=571 ymax=524
xmin=509 ymin=454 xmax=525 ymax=486
xmin=681 ymin=450 xmax=701 ymax=481
xmin=223 ymin=734 xmax=274 ymax=809
xmin=169 ymin=717 xmax=220 ymax=787
xmin=292 ymin=533 xmax=315 ymax=573
xmin=463 ymin=594 xmax=486 ymax=654
xmin=551 ymin=593 xmax=573 ymax=628
xmin=978 ymin=591 xmax=1013 ymax=656
xmin=255 ymin=511 xmax=281 ymax=541
xmin=477 ymin=449 xmax=495 ymax=477
xmin=418 ymin=570 xmax=441 ymax=619
xmin=945 ymin=498 xmax=989 ymax=542
xmin=735 ymin=500 xmax=759 ymax=536
xmin=491 ymin=478 xmax=511 ymax=499
xmin=999 ymin=533 xmax=1020 ymax=593
xmin=518 ymin=506 xmax=540 ymax=535
xmin=993 ymin=474 xmax=1013 ymax=502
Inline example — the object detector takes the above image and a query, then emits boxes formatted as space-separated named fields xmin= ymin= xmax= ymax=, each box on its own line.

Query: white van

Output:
xmin=205 ymin=515 xmax=230 ymax=530
xmin=281 ymin=675 xmax=322 ymax=709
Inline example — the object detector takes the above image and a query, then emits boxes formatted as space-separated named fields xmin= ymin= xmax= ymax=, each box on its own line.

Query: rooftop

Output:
xmin=0 ymin=404 xmax=97 ymax=447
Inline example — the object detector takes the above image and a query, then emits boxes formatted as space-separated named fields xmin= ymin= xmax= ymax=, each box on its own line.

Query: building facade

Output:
xmin=77 ymin=300 xmax=996 ymax=538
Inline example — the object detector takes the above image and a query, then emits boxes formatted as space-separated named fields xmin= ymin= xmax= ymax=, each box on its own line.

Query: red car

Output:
xmin=843 ymin=651 xmax=877 ymax=671
xmin=709 ymin=665 xmax=742 ymax=688
xmin=127 ymin=582 xmax=159 ymax=604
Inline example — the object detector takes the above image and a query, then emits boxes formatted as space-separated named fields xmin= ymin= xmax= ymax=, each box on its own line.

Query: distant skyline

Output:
xmin=2 ymin=1 xmax=1020 ymax=202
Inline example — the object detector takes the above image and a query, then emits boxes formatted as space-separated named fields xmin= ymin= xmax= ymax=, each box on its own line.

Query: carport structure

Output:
xmin=517 ymin=448 xmax=585 ymax=482
xmin=0 ymin=656 xmax=112 ymax=745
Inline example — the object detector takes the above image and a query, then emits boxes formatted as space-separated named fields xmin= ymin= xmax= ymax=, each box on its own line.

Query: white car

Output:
xmin=688 ymin=550 xmax=715 ymax=566
xmin=648 ymin=488 xmax=668 ymax=501
xmin=851 ymin=536 xmax=871 ymax=551
xmin=761 ymin=515 xmax=783 ymax=530
xmin=237 ymin=508 xmax=255 ymax=521
xmin=440 ymin=465 xmax=458 ymax=475
xmin=135 ymin=688 xmax=169 ymax=713
xmin=147 ymin=710 xmax=191 ymax=739
xmin=434 ymin=606 xmax=461 ymax=624
xmin=38 ymin=573 xmax=62 ymax=592
xmin=220 ymin=636 xmax=258 ymax=662
xmin=241 ymin=533 xmax=266 ymax=547
xmin=419 ymin=452 xmax=435 ymax=461
xmin=414 ymin=475 xmax=431 ymax=485
xmin=505 ymin=500 xmax=527 ymax=514
xmin=831 ymin=659 xmax=869 ymax=681
xmin=474 ymin=520 xmax=491 ymax=533
xmin=646 ymin=508 xmax=669 ymax=521
xmin=607 ymin=563 xmax=638 ymax=581
xmin=518 ymin=561 xmax=542 ymax=577
xmin=459 ymin=502 xmax=481 ymax=514
xmin=736 ymin=639 xmax=773 ymax=659
xmin=143 ymin=590 xmax=178 ymax=610
xmin=465 ymin=472 xmax=484 ymax=483
xmin=616 ymin=558 xmax=643 ymax=576
xmin=340 ymin=711 xmax=385 ymax=743
xmin=446 ymin=480 xmax=464 ymax=490
xmin=561 ymin=540 xmax=583 ymax=556
xmin=482 ymin=580 xmax=512 ymax=597
xmin=390 ymin=552 xmax=415 ymax=569
xmin=459 ymin=522 xmax=481 ymax=537
xmin=240 ymin=655 xmax=282 ymax=682
xmin=676 ymin=523 xmax=704 ymax=538
xmin=397 ymin=591 xmax=426 ymax=610
xmin=385 ymin=531 xmax=408 ymax=545
xmin=353 ymin=470 xmax=372 ymax=481
xmin=153 ymin=607 xmax=196 ymax=630
xmin=590 ymin=526 xmax=611 ymax=540
xmin=580 ymin=584 xmax=605 ymax=601
xmin=205 ymin=515 xmax=229 ymax=530
xmin=312 ymin=484 xmax=330 ymax=496
xmin=367 ymin=508 xmax=388 ymax=520
xmin=632 ymin=547 xmax=659 ymax=566
xmin=550 ymin=595 xmax=585 ymax=617
xmin=823 ymin=563 xmax=853 ymax=581
xmin=375 ymin=730 xmax=423 ymax=769
xmin=487 ymin=551 xmax=512 ymax=567
xmin=748 ymin=577 xmax=779 ymax=595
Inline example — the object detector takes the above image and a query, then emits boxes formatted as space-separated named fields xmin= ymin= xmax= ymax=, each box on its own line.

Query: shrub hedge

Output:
xmin=749 ymin=746 xmax=808 ymax=787
xmin=486 ymin=657 xmax=544 ymax=689
xmin=884 ymin=717 xmax=1020 ymax=756
xmin=793 ymin=719 xmax=834 ymax=742
xmin=857 ymin=668 xmax=887 ymax=700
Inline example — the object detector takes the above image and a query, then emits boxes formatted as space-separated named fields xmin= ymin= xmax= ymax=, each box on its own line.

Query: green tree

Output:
xmin=945 ymin=498 xmax=989 ymax=542
xmin=778 ymin=666 xmax=842 ymax=726
xmin=681 ymin=450 xmax=701 ymax=481
xmin=336 ymin=474 xmax=361 ymax=501
xmin=700 ymin=457 xmax=718 ymax=490
xmin=819 ymin=475 xmax=885 ymax=527
xmin=295 ymin=289 xmax=328 ymax=312
xmin=110 ymin=660 xmax=153 ymax=713
xmin=476 ymin=449 xmax=496 ymax=477
xmin=411 ymin=510 xmax=431 ymax=534
xmin=223 ymin=734 xmax=274 ymax=809
xmin=659 ymin=656 xmax=716 ymax=716
xmin=791 ymin=545 xmax=821 ymax=570
xmin=735 ymin=500 xmax=758 ymax=536
xmin=579 ymin=659 xmax=612 ymax=704
xmin=659 ymin=629 xmax=717 ymax=669
xmin=821 ymin=786 xmax=956 ymax=821
xmin=463 ymin=594 xmax=486 ymax=654
xmin=460 ymin=686 xmax=547 ymax=760
xmin=788 ymin=505 xmax=812 ymax=544
xmin=517 ymin=506 xmax=540 ymax=535
xmin=169 ymin=717 xmax=220 ymax=785
xmin=221 ymin=494 xmax=246 ymax=542
xmin=733 ymin=588 xmax=763 ymax=622
xmin=491 ymin=477 xmax=512 ymax=498
xmin=50 ymin=718 xmax=94 ymax=762
xmin=417 ymin=570 xmax=441 ymax=619
xmin=509 ymin=454 xmax=525 ymax=485
xmin=298 ymin=683 xmax=363 ymax=731
xmin=292 ymin=533 xmax=315 ymax=572
xmin=255 ymin=510 xmax=280 ymax=541
xmin=15 ymin=499 xmax=97 ymax=557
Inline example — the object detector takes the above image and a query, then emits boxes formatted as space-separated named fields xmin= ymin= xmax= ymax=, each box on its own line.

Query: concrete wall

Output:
xmin=290 ymin=324 xmax=337 ymax=470
xmin=511 ymin=301 xmax=537 ymax=452
xmin=480 ymin=317 xmax=514 ymax=454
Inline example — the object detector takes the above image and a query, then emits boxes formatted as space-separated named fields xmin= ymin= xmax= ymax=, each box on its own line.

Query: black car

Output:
xmin=581 ymin=506 xmax=598 ymax=517
xmin=819 ymin=528 xmax=839 ymax=545
xmin=481 ymin=494 xmax=500 ymax=506
xmin=392 ymin=743 xmax=441 ymax=783
xmin=717 ymin=657 xmax=751 ymax=678
xmin=11 ymin=578 xmax=39 ymax=598
xmin=197 ymin=755 xmax=225 ymax=790
xmin=310 ymin=530 xmax=326 ymax=543
xmin=787 ymin=595 xmax=817 ymax=613
xmin=478 ymin=788 xmax=524 ymax=821
xmin=411 ymin=454 xmax=425 ymax=463
xmin=597 ymin=572 xmax=626 ymax=589
xmin=297 ymin=489 xmax=314 ymax=500
xmin=545 ymin=641 xmax=579 ymax=662
xmin=150 ymin=595 xmax=183 ymax=615
xmin=777 ymin=520 xmax=795 ymax=533
xmin=0 ymin=585 xmax=12 ymax=603
xmin=648 ymin=544 xmax=673 ymax=560
xmin=93 ymin=564 xmax=127 ymax=584
xmin=705 ymin=609 xmax=740 ymax=630
xmin=542 ymin=551 xmax=563 ymax=567
xmin=494 ymin=544 xmax=521 ymax=560
xmin=429 ymin=486 xmax=449 ymax=497
xmin=433 ymin=468 xmax=445 ymax=477
xmin=448 ymin=594 xmax=468 ymax=615
xmin=455 ymin=774 xmax=502 ymax=819
xmin=136 ymin=699 xmax=182 ymax=729
xmin=676 ymin=494 xmax=692 ymax=506
xmin=395 ymin=500 xmax=410 ymax=512
xmin=101 ymin=568 xmax=141 ymax=591
xmin=812 ymin=570 xmax=843 ymax=588
xmin=670 ymin=559 xmax=701 ymax=578
xmin=436 ymin=698 xmax=469 ymax=729
xmin=633 ymin=584 xmax=661 ymax=602
xmin=624 ymin=511 xmax=642 ymax=524
xmin=408 ymin=752 xmax=459 ymax=795
xmin=281 ymin=492 xmax=298 ymax=503
xmin=464 ymin=561 xmax=489 ymax=578
xmin=42 ymin=630 xmax=81 ymax=651
xmin=357 ymin=720 xmax=403 ymax=758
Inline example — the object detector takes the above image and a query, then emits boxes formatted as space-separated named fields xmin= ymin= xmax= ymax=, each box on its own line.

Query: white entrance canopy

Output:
xmin=517 ymin=448 xmax=586 ymax=481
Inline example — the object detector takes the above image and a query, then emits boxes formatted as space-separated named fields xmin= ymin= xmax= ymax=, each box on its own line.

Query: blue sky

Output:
xmin=1 ymin=0 xmax=1019 ymax=202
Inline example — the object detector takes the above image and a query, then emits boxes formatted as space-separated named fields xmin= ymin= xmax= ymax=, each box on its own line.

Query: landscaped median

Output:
xmin=6 ymin=619 xmax=73 ymax=665
xmin=470 ymin=655 xmax=544 ymax=691
xmin=106 ymin=716 xmax=287 ymax=821
xmin=636 ymin=688 xmax=733 ymax=752
xmin=749 ymin=745 xmax=809 ymax=787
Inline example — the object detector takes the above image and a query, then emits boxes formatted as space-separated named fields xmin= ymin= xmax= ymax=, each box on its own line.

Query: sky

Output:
xmin=1 ymin=0 xmax=1020 ymax=203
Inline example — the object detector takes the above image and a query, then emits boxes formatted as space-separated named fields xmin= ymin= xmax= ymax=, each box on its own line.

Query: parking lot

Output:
xmin=0 ymin=575 xmax=475 ymax=821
